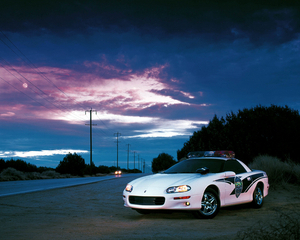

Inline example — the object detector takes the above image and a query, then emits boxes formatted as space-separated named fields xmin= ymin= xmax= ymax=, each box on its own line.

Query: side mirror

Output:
xmin=196 ymin=167 xmax=210 ymax=175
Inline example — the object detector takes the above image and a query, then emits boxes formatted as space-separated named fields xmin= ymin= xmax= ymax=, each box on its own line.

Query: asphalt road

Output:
xmin=1 ymin=174 xmax=299 ymax=240
xmin=0 ymin=173 xmax=141 ymax=197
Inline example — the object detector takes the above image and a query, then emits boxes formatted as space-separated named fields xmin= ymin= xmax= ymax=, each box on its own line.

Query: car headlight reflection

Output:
xmin=125 ymin=184 xmax=133 ymax=192
xmin=166 ymin=185 xmax=191 ymax=193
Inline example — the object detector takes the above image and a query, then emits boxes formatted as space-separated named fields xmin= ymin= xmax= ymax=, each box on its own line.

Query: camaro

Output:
xmin=123 ymin=150 xmax=269 ymax=218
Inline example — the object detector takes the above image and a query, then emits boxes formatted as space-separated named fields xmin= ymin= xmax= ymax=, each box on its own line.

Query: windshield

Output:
xmin=164 ymin=158 xmax=224 ymax=173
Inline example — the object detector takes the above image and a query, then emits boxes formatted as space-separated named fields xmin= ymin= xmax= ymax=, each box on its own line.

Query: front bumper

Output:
xmin=123 ymin=192 xmax=202 ymax=210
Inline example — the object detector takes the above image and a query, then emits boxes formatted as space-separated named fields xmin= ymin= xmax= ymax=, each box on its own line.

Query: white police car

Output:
xmin=123 ymin=151 xmax=269 ymax=218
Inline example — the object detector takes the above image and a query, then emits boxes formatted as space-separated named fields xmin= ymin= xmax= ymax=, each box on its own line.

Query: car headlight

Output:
xmin=125 ymin=184 xmax=133 ymax=192
xmin=166 ymin=185 xmax=191 ymax=193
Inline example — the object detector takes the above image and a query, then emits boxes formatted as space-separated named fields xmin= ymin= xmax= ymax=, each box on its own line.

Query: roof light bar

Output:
xmin=187 ymin=151 xmax=206 ymax=158
xmin=187 ymin=150 xmax=235 ymax=159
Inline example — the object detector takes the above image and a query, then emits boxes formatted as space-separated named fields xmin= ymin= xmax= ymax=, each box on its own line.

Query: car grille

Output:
xmin=129 ymin=196 xmax=165 ymax=205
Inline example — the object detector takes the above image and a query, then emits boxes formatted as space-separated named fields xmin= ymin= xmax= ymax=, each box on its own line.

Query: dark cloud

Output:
xmin=1 ymin=0 xmax=300 ymax=45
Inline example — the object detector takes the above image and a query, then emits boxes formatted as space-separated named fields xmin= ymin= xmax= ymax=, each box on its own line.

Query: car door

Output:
xmin=223 ymin=160 xmax=252 ymax=206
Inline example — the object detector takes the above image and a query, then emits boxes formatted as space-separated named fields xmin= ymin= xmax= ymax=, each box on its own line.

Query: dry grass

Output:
xmin=0 ymin=167 xmax=72 ymax=181
xmin=249 ymin=155 xmax=300 ymax=187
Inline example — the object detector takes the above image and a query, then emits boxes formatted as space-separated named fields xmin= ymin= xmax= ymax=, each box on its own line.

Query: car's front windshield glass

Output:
xmin=164 ymin=158 xmax=224 ymax=173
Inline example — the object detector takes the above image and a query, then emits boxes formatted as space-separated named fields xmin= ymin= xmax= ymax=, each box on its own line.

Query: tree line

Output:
xmin=0 ymin=153 xmax=141 ymax=177
xmin=0 ymin=159 xmax=53 ymax=173
xmin=177 ymin=105 xmax=300 ymax=165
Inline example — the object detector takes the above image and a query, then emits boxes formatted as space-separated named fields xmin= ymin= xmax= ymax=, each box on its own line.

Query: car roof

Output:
xmin=187 ymin=150 xmax=235 ymax=159
xmin=188 ymin=156 xmax=233 ymax=161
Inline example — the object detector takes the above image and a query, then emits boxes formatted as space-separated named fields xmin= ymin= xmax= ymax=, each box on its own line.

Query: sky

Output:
xmin=0 ymin=0 xmax=300 ymax=171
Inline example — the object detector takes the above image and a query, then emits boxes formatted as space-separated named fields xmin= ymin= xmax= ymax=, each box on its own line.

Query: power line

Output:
xmin=1 ymin=70 xmax=89 ymax=124
xmin=94 ymin=113 xmax=110 ymax=136
xmin=0 ymin=76 xmax=51 ymax=110
xmin=0 ymin=33 xmax=91 ymax=123
xmin=0 ymin=31 xmax=69 ymax=98
xmin=0 ymin=59 xmax=57 ymax=105
xmin=0 ymin=60 xmax=83 ymax=120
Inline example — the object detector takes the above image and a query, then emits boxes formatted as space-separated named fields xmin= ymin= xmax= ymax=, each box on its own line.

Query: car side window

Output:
xmin=223 ymin=160 xmax=246 ymax=174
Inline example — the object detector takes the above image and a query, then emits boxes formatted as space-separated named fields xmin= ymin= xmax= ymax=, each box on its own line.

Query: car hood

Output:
xmin=127 ymin=173 xmax=204 ymax=195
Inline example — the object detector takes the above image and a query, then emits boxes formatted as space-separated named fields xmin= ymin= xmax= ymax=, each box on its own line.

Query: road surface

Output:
xmin=0 ymin=174 xmax=139 ymax=197
xmin=0 ymin=174 xmax=299 ymax=239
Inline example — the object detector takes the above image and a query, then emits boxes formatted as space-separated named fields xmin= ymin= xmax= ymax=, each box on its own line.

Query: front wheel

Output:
xmin=252 ymin=184 xmax=264 ymax=208
xmin=193 ymin=189 xmax=220 ymax=219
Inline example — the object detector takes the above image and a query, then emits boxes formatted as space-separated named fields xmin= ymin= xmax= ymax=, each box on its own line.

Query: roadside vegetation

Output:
xmin=250 ymin=155 xmax=300 ymax=187
xmin=0 ymin=153 xmax=141 ymax=181
xmin=177 ymin=105 xmax=300 ymax=166
xmin=0 ymin=167 xmax=71 ymax=181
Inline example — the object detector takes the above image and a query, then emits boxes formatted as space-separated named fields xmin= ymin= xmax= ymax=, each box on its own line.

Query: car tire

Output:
xmin=252 ymin=184 xmax=264 ymax=208
xmin=193 ymin=188 xmax=220 ymax=219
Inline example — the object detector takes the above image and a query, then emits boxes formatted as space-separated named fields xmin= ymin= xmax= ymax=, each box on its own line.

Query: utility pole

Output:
xmin=126 ymin=144 xmax=131 ymax=169
xmin=85 ymin=108 xmax=97 ymax=165
xmin=133 ymin=151 xmax=137 ymax=169
xmin=114 ymin=132 xmax=121 ymax=168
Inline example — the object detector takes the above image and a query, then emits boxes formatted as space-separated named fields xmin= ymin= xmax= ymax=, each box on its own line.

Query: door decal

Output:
xmin=234 ymin=176 xmax=243 ymax=198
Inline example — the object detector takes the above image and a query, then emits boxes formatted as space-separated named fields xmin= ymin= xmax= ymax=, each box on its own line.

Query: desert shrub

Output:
xmin=26 ymin=172 xmax=42 ymax=180
xmin=56 ymin=153 xmax=86 ymax=176
xmin=40 ymin=170 xmax=63 ymax=179
xmin=0 ymin=168 xmax=71 ymax=181
xmin=235 ymin=212 xmax=300 ymax=240
xmin=249 ymin=155 xmax=300 ymax=187
xmin=0 ymin=167 xmax=26 ymax=181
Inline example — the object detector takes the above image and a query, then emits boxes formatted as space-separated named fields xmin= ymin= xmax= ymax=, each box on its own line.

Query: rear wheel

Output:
xmin=193 ymin=188 xmax=220 ymax=219
xmin=252 ymin=184 xmax=264 ymax=208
